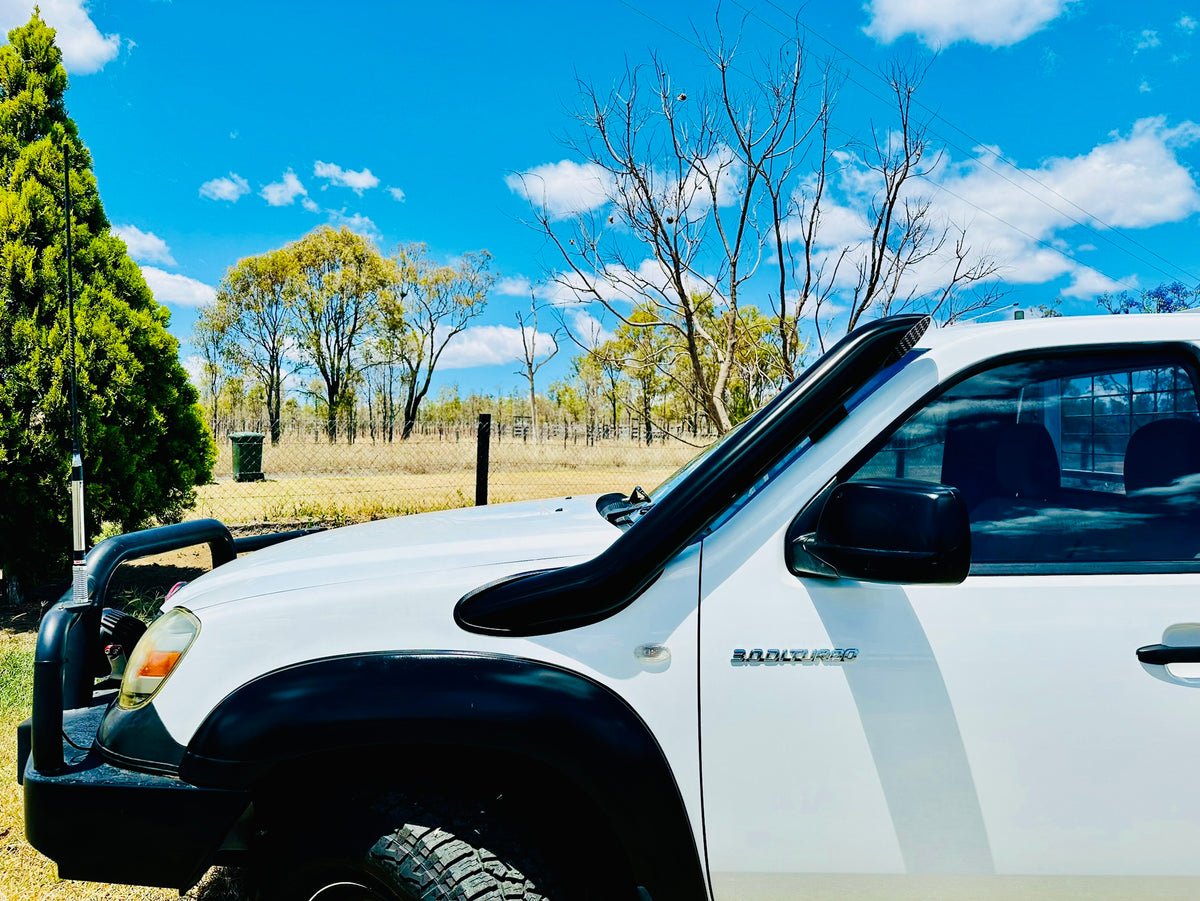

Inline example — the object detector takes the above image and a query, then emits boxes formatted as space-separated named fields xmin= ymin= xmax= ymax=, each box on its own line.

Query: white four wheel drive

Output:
xmin=19 ymin=312 xmax=1200 ymax=900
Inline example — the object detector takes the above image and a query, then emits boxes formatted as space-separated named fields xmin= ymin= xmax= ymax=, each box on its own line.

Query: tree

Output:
xmin=0 ymin=14 xmax=214 ymax=587
xmin=514 ymin=295 xmax=560 ymax=440
xmin=516 ymin=24 xmax=999 ymax=433
xmin=289 ymin=226 xmax=392 ymax=441
xmin=804 ymin=63 xmax=1002 ymax=350
xmin=603 ymin=307 xmax=669 ymax=444
xmin=382 ymin=243 xmax=495 ymax=438
xmin=192 ymin=310 xmax=232 ymax=440
xmin=201 ymin=248 xmax=298 ymax=444
xmin=1098 ymin=281 xmax=1200 ymax=315
xmin=568 ymin=353 xmax=606 ymax=439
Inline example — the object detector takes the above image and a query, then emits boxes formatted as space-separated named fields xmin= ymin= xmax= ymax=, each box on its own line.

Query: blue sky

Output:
xmin=12 ymin=0 xmax=1200 ymax=396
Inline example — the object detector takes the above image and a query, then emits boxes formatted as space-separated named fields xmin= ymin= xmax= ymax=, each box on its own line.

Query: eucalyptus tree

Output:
xmin=191 ymin=311 xmax=233 ymax=439
xmin=382 ymin=243 xmax=495 ymax=438
xmin=602 ymin=307 xmax=670 ymax=444
xmin=514 ymin=296 xmax=560 ymax=440
xmin=289 ymin=226 xmax=393 ymax=441
xmin=199 ymin=247 xmax=298 ymax=443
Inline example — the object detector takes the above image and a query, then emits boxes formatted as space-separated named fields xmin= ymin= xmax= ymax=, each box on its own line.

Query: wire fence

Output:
xmin=190 ymin=414 xmax=712 ymax=528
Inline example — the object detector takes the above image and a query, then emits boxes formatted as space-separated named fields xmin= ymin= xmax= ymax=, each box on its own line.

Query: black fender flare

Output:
xmin=179 ymin=651 xmax=707 ymax=900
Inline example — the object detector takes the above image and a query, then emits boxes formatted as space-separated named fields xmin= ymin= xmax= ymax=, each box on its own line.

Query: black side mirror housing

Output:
xmin=790 ymin=478 xmax=970 ymax=584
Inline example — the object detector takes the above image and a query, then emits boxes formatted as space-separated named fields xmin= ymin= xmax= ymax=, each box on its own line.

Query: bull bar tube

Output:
xmin=24 ymin=519 xmax=320 ymax=776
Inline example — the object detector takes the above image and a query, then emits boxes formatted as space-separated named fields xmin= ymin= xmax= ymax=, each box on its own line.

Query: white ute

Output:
xmin=19 ymin=312 xmax=1200 ymax=901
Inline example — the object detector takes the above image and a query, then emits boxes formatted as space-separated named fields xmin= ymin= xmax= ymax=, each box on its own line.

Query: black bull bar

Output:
xmin=25 ymin=519 xmax=319 ymax=776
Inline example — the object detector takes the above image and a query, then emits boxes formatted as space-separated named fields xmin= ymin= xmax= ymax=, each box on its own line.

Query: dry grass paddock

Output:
xmin=194 ymin=432 xmax=706 ymax=526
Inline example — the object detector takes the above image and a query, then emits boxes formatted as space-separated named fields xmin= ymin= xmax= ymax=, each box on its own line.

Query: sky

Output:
xmin=9 ymin=0 xmax=1200 ymax=398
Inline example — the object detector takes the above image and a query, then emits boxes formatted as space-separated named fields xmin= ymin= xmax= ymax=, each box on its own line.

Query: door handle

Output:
xmin=1138 ymin=642 xmax=1200 ymax=687
xmin=1137 ymin=644 xmax=1200 ymax=665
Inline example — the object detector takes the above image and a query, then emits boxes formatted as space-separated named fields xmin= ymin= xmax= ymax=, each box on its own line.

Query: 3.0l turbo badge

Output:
xmin=731 ymin=648 xmax=859 ymax=665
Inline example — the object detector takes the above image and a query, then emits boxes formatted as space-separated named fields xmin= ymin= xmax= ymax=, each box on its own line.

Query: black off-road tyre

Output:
xmin=367 ymin=815 xmax=547 ymax=901
xmin=257 ymin=795 xmax=559 ymax=901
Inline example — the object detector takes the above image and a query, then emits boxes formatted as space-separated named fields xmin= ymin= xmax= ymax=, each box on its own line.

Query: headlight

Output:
xmin=118 ymin=607 xmax=200 ymax=709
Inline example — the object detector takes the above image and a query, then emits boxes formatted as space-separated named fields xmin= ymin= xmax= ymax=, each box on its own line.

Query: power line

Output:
xmin=911 ymin=172 xmax=1142 ymax=294
xmin=613 ymin=0 xmax=1150 ymax=296
xmin=750 ymin=0 xmax=1200 ymax=286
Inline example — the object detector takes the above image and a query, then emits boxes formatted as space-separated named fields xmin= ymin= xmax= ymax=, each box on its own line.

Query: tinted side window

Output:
xmin=851 ymin=352 xmax=1200 ymax=571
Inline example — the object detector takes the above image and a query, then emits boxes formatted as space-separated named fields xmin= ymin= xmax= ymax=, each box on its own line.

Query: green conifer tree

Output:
xmin=0 ymin=13 xmax=214 ymax=592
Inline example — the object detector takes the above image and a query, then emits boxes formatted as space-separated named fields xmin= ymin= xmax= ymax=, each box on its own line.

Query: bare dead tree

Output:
xmin=515 ymin=16 xmax=820 ymax=434
xmin=383 ymin=243 xmax=496 ymax=439
xmin=809 ymin=62 xmax=1004 ymax=349
xmin=517 ymin=21 xmax=1002 ymax=428
xmin=514 ymin=294 xmax=561 ymax=441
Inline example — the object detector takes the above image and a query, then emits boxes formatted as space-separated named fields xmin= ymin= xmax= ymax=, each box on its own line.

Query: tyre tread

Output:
xmin=368 ymin=802 xmax=546 ymax=901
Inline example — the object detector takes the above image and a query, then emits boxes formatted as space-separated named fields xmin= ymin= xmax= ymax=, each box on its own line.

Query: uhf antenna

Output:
xmin=63 ymin=142 xmax=86 ymax=604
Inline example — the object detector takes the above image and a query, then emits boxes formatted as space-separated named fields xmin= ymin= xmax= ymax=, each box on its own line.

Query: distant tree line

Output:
xmin=197 ymin=272 xmax=787 ymax=448
xmin=195 ymin=226 xmax=789 ymax=448
xmin=194 ymin=229 xmax=496 ymax=445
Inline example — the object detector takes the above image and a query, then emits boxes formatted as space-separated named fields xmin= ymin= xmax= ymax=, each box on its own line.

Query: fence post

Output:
xmin=475 ymin=413 xmax=491 ymax=506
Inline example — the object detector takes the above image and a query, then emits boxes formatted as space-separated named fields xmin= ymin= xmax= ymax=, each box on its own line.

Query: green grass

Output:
xmin=0 ymin=645 xmax=33 ymax=711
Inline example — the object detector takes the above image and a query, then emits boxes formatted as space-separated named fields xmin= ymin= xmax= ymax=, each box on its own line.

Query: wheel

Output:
xmin=258 ymin=795 xmax=553 ymax=901
xmin=366 ymin=813 xmax=547 ymax=901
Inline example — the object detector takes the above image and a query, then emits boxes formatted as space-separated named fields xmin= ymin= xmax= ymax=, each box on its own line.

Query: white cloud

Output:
xmin=1139 ymin=80 xmax=1152 ymax=93
xmin=863 ymin=0 xmax=1076 ymax=48
xmin=140 ymin=266 xmax=215 ymax=308
xmin=496 ymin=276 xmax=534 ymax=296
xmin=565 ymin=309 xmax=615 ymax=347
xmin=1035 ymin=117 xmax=1200 ymax=227
xmin=1059 ymin=267 xmax=1134 ymax=299
xmin=112 ymin=224 xmax=175 ymax=266
xmin=537 ymin=258 xmax=719 ymax=317
xmin=0 ymin=0 xmax=121 ymax=74
xmin=326 ymin=209 xmax=380 ymax=240
xmin=388 ymin=187 xmax=406 ymax=202
xmin=509 ymin=149 xmax=745 ymax=223
xmin=200 ymin=173 xmax=249 ymax=202
xmin=681 ymin=145 xmax=745 ymax=209
xmin=437 ymin=324 xmax=559 ymax=370
xmin=182 ymin=353 xmax=205 ymax=389
xmin=302 ymin=197 xmax=319 ymax=213
xmin=506 ymin=160 xmax=615 ymax=219
xmin=1136 ymin=29 xmax=1161 ymax=51
xmin=1179 ymin=14 xmax=1198 ymax=34
xmin=783 ymin=116 xmax=1200 ymax=304
xmin=261 ymin=169 xmax=307 ymax=206
xmin=313 ymin=160 xmax=380 ymax=195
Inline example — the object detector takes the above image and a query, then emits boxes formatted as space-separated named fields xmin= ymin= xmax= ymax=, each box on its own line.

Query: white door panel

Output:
xmin=701 ymin=562 xmax=1200 ymax=896
xmin=909 ymin=574 xmax=1200 ymax=876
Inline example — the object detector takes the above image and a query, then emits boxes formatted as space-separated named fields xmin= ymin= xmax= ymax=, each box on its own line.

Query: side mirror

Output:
xmin=789 ymin=478 xmax=970 ymax=584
